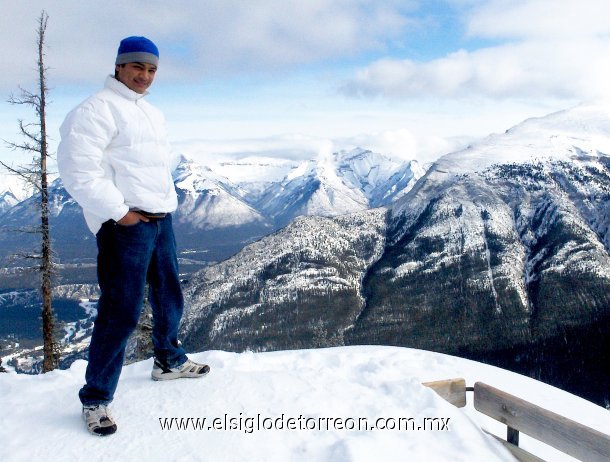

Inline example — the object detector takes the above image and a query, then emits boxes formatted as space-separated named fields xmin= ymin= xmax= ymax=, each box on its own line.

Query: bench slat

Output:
xmin=474 ymin=382 xmax=610 ymax=462
xmin=483 ymin=430 xmax=546 ymax=462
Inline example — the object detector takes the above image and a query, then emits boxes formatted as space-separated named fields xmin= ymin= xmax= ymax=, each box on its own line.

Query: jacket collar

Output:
xmin=105 ymin=75 xmax=148 ymax=101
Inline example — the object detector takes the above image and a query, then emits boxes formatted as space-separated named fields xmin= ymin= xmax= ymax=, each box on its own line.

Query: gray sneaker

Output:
xmin=82 ymin=404 xmax=117 ymax=436
xmin=151 ymin=357 xmax=210 ymax=381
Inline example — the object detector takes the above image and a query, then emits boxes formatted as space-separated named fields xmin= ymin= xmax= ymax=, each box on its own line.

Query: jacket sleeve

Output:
xmin=57 ymin=101 xmax=130 ymax=223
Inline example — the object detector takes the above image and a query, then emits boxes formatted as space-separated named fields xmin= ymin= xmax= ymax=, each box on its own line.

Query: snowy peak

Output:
xmin=2 ymin=177 xmax=76 ymax=223
xmin=173 ymin=155 xmax=268 ymax=230
xmin=0 ymin=173 xmax=35 ymax=200
xmin=393 ymin=101 xmax=610 ymax=217
xmin=0 ymin=190 xmax=20 ymax=215
xmin=170 ymin=148 xmax=421 ymax=231
xmin=435 ymin=102 xmax=610 ymax=176
xmin=332 ymin=148 xmax=402 ymax=195
xmin=213 ymin=156 xmax=300 ymax=200
xmin=330 ymin=148 xmax=423 ymax=206
xmin=375 ymin=159 xmax=424 ymax=206
xmin=256 ymin=157 xmax=368 ymax=227
xmin=256 ymin=148 xmax=421 ymax=227
xmin=0 ymin=173 xmax=45 ymax=216
xmin=173 ymin=154 xmax=245 ymax=198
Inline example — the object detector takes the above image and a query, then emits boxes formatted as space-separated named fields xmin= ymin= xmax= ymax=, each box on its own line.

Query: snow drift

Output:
xmin=1 ymin=346 xmax=609 ymax=462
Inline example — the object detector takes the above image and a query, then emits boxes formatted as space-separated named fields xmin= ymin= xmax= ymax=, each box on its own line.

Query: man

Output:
xmin=57 ymin=36 xmax=210 ymax=437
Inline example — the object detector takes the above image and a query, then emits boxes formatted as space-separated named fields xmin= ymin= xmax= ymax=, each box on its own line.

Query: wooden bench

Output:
xmin=422 ymin=378 xmax=610 ymax=462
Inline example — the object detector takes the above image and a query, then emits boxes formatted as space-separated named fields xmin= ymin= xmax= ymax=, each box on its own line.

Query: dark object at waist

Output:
xmin=132 ymin=209 xmax=168 ymax=219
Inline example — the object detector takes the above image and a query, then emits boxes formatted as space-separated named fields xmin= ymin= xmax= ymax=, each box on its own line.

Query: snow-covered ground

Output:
xmin=1 ymin=346 xmax=608 ymax=462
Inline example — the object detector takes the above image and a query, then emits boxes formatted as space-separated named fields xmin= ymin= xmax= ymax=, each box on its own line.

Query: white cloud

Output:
xmin=0 ymin=0 xmax=415 ymax=89
xmin=3 ymin=0 xmax=593 ymax=169
xmin=334 ymin=129 xmax=465 ymax=164
xmin=169 ymin=129 xmax=465 ymax=168
xmin=467 ymin=0 xmax=610 ymax=40
xmin=171 ymin=134 xmax=332 ymax=167
xmin=343 ymin=0 xmax=610 ymax=102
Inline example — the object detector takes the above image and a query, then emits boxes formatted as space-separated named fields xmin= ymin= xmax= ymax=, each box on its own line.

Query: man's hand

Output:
xmin=117 ymin=211 xmax=150 ymax=226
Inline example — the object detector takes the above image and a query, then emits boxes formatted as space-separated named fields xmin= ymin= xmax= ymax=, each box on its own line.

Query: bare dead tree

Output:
xmin=1 ymin=11 xmax=58 ymax=372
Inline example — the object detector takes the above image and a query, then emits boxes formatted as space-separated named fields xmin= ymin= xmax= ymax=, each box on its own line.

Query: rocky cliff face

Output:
xmin=181 ymin=208 xmax=389 ymax=352
xmin=348 ymin=157 xmax=610 ymax=354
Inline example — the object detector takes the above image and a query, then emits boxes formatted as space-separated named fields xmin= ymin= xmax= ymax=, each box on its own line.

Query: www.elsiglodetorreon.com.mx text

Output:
xmin=158 ymin=413 xmax=451 ymax=433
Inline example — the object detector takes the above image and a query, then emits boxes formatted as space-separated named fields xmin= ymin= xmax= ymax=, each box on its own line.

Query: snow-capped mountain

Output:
xmin=173 ymin=155 xmax=270 ymax=231
xmin=373 ymin=159 xmax=425 ymax=206
xmin=0 ymin=189 xmax=21 ymax=215
xmin=333 ymin=148 xmax=420 ymax=206
xmin=169 ymin=155 xmax=275 ymax=263
xmin=256 ymin=148 xmax=421 ymax=227
xmin=212 ymin=156 xmax=300 ymax=202
xmin=0 ymin=177 xmax=96 ymax=268
xmin=0 ymin=149 xmax=420 ymax=271
xmin=180 ymin=102 xmax=610 ymax=407
xmin=0 ymin=173 xmax=37 ymax=215
xmin=395 ymin=103 xmax=610 ymax=217
xmin=255 ymin=159 xmax=369 ymax=227
xmin=355 ymin=104 xmax=610 ymax=358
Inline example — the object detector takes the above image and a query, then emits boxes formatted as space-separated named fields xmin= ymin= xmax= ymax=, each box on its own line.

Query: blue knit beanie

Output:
xmin=115 ymin=36 xmax=159 ymax=66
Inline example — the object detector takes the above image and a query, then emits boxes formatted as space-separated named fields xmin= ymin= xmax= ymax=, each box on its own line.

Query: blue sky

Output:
xmin=2 ymin=0 xmax=609 ymax=169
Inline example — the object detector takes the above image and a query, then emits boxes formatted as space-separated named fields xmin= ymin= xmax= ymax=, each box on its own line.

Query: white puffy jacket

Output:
xmin=57 ymin=75 xmax=178 ymax=234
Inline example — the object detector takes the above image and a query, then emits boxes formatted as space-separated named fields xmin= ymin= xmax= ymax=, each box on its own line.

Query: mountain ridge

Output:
xmin=0 ymin=148 xmax=420 ymax=272
xmin=179 ymin=102 xmax=610 ymax=406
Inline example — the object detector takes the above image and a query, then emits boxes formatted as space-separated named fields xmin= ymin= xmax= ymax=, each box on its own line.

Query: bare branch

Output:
xmin=2 ymin=224 xmax=42 ymax=235
xmin=0 ymin=162 xmax=43 ymax=194
xmin=3 ymin=264 xmax=40 ymax=275
xmin=7 ymin=87 xmax=41 ymax=108
xmin=0 ymin=160 xmax=28 ymax=176
xmin=0 ymin=160 xmax=36 ymax=178
xmin=9 ymin=251 xmax=41 ymax=263
xmin=19 ymin=120 xmax=42 ymax=143
xmin=5 ymin=139 xmax=40 ymax=153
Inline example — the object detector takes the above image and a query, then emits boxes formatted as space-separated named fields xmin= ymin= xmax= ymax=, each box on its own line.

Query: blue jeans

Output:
xmin=79 ymin=214 xmax=188 ymax=406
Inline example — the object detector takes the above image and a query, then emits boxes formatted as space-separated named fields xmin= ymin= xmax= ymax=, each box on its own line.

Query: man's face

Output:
xmin=115 ymin=62 xmax=157 ymax=94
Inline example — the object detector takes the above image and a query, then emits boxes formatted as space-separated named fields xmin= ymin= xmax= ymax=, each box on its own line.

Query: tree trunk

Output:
xmin=37 ymin=12 xmax=57 ymax=373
